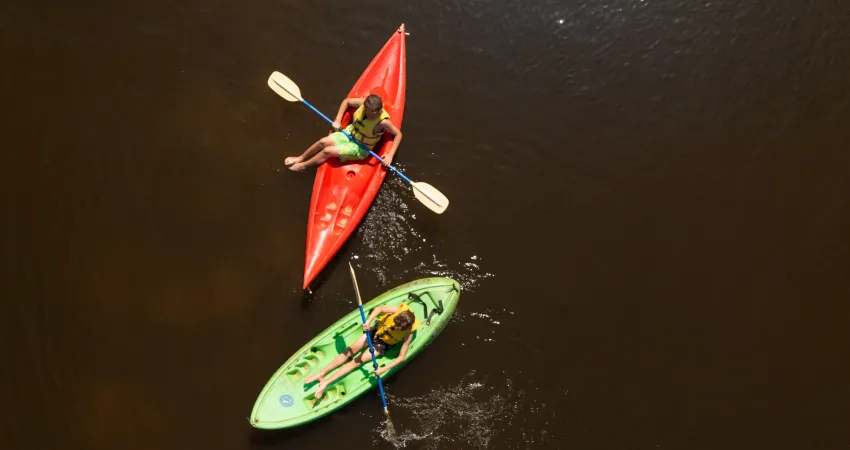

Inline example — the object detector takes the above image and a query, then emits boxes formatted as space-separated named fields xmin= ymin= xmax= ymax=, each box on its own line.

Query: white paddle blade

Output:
xmin=267 ymin=71 xmax=303 ymax=102
xmin=411 ymin=181 xmax=449 ymax=214
xmin=348 ymin=262 xmax=364 ymax=306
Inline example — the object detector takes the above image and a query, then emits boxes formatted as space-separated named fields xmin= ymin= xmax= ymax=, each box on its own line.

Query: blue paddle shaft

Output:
xmin=300 ymin=99 xmax=415 ymax=185
xmin=358 ymin=304 xmax=388 ymax=410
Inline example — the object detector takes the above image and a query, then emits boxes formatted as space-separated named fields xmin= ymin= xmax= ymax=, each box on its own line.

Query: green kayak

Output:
xmin=249 ymin=277 xmax=461 ymax=429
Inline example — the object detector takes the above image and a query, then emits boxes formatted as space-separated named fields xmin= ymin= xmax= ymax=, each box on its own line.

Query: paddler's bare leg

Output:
xmin=285 ymin=135 xmax=335 ymax=166
xmin=314 ymin=348 xmax=382 ymax=400
xmin=304 ymin=334 xmax=368 ymax=385
xmin=290 ymin=146 xmax=341 ymax=172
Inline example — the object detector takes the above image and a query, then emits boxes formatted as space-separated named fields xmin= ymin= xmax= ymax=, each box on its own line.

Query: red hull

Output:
xmin=303 ymin=25 xmax=407 ymax=289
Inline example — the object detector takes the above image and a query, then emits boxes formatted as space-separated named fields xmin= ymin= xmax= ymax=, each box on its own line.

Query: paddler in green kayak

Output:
xmin=304 ymin=303 xmax=419 ymax=401
xmin=284 ymin=94 xmax=402 ymax=172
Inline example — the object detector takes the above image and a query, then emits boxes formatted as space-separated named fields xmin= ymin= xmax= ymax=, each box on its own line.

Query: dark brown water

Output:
xmin=3 ymin=1 xmax=849 ymax=449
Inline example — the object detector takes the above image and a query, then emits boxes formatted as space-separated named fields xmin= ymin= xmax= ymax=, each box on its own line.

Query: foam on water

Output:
xmin=354 ymin=176 xmax=495 ymax=291
xmin=373 ymin=376 xmax=516 ymax=449
xmin=370 ymin=372 xmax=563 ymax=449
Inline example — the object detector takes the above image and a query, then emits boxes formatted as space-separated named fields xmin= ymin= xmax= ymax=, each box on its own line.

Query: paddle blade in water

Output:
xmin=268 ymin=71 xmax=303 ymax=102
xmin=348 ymin=262 xmax=365 ymax=307
xmin=411 ymin=181 xmax=449 ymax=214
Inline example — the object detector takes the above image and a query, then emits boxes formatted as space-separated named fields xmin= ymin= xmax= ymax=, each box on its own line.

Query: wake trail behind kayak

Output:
xmin=353 ymin=176 xmax=495 ymax=291
xmin=371 ymin=373 xmax=560 ymax=449
xmin=373 ymin=377 xmax=514 ymax=449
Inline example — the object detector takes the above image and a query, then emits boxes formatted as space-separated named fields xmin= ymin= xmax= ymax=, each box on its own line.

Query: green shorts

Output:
xmin=330 ymin=131 xmax=369 ymax=162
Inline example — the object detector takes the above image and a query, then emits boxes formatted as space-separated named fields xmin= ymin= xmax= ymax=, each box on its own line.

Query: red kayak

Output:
xmin=303 ymin=25 xmax=407 ymax=290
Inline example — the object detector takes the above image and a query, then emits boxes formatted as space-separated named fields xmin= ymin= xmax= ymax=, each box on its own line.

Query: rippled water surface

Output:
xmin=2 ymin=0 xmax=849 ymax=449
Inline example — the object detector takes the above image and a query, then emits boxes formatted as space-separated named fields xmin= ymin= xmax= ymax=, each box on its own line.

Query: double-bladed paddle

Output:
xmin=268 ymin=71 xmax=449 ymax=214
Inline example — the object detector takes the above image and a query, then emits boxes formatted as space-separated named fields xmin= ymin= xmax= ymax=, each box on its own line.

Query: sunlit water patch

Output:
xmin=371 ymin=373 xmax=562 ymax=449
xmin=353 ymin=176 xmax=495 ymax=291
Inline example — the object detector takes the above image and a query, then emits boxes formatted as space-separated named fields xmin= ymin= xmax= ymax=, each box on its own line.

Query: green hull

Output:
xmin=249 ymin=278 xmax=461 ymax=429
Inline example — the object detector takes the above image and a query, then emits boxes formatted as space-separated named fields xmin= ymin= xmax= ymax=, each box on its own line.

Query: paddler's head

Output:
xmin=391 ymin=310 xmax=416 ymax=331
xmin=364 ymin=94 xmax=383 ymax=119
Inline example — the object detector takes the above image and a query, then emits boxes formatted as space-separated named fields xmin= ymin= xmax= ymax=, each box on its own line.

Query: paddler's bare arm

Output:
xmin=375 ymin=333 xmax=413 ymax=376
xmin=362 ymin=305 xmax=401 ymax=331
xmin=376 ymin=120 xmax=402 ymax=167
xmin=332 ymin=98 xmax=366 ymax=129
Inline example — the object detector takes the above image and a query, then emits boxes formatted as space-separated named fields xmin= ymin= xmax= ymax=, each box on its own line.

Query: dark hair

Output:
xmin=393 ymin=310 xmax=415 ymax=331
xmin=364 ymin=94 xmax=383 ymax=114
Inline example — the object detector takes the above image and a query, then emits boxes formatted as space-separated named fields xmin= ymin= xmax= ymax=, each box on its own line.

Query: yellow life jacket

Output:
xmin=375 ymin=303 xmax=420 ymax=345
xmin=345 ymin=105 xmax=391 ymax=149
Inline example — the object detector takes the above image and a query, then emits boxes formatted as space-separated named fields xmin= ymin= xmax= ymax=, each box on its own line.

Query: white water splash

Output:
xmin=353 ymin=176 xmax=495 ymax=291
xmin=371 ymin=373 xmax=562 ymax=449
xmin=405 ymin=254 xmax=495 ymax=292
xmin=373 ymin=377 xmax=516 ymax=449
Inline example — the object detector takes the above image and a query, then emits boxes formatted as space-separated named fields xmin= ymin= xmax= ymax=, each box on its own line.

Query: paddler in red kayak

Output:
xmin=304 ymin=303 xmax=419 ymax=402
xmin=284 ymin=94 xmax=402 ymax=172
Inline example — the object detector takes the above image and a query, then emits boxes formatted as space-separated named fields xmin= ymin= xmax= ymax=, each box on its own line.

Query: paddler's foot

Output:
xmin=313 ymin=382 xmax=328 ymax=402
xmin=289 ymin=162 xmax=309 ymax=172
xmin=284 ymin=156 xmax=303 ymax=166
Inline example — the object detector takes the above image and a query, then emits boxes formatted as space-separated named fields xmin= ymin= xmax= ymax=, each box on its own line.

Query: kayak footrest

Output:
xmin=304 ymin=384 xmax=346 ymax=409
xmin=285 ymin=363 xmax=309 ymax=383
xmin=285 ymin=353 xmax=323 ymax=383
